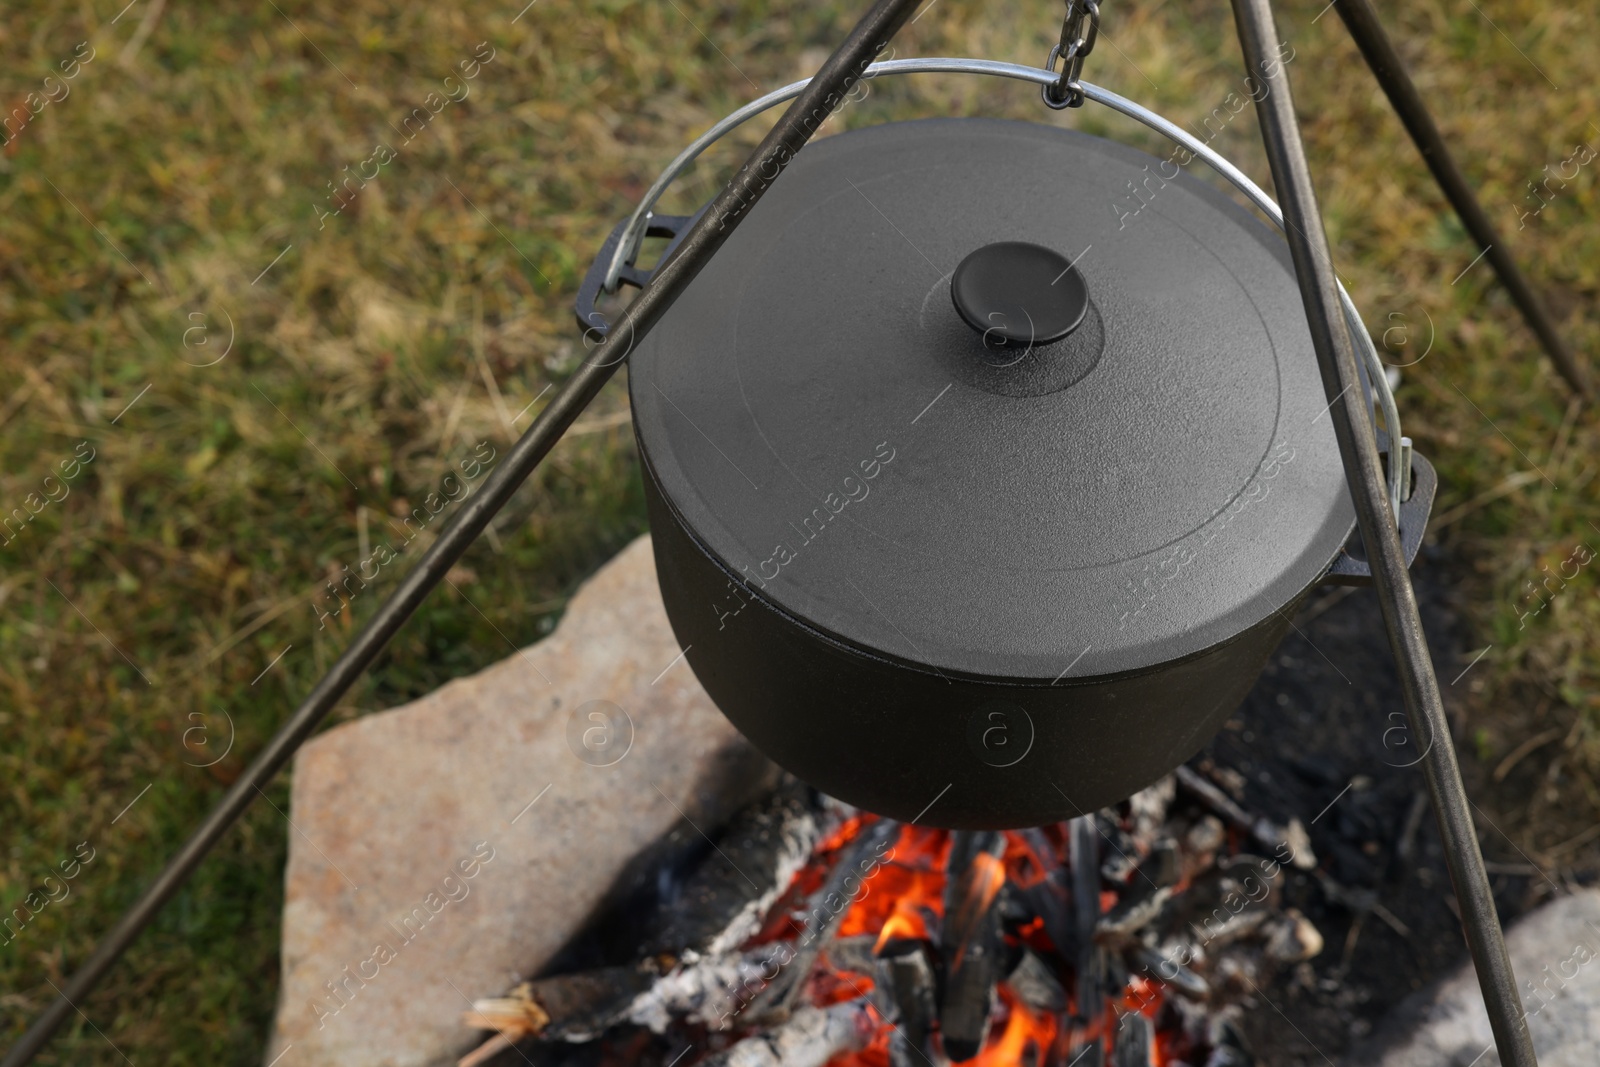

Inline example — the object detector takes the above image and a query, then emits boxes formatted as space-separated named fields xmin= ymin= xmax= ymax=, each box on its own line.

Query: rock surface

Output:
xmin=1349 ymin=889 xmax=1600 ymax=1066
xmin=264 ymin=535 xmax=774 ymax=1067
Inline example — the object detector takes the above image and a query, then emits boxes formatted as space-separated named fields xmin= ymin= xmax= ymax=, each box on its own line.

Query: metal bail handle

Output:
xmin=1043 ymin=0 xmax=1100 ymax=109
xmin=572 ymin=55 xmax=1409 ymax=518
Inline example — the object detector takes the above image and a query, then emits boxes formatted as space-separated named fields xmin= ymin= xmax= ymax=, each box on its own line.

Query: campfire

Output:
xmin=460 ymin=767 xmax=1324 ymax=1067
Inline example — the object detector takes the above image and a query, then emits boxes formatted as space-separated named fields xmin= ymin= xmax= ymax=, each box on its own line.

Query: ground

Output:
xmin=0 ymin=0 xmax=1596 ymax=1062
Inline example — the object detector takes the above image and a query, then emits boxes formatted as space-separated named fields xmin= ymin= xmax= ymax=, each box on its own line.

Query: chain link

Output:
xmin=1043 ymin=0 xmax=1101 ymax=109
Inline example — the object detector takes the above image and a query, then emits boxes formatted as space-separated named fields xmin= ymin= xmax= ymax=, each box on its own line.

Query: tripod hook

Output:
xmin=1043 ymin=0 xmax=1100 ymax=109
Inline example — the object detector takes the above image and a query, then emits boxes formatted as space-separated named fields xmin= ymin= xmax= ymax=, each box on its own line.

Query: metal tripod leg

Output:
xmin=1334 ymin=0 xmax=1591 ymax=402
xmin=1229 ymin=0 xmax=1539 ymax=1063
xmin=0 ymin=2 xmax=926 ymax=1063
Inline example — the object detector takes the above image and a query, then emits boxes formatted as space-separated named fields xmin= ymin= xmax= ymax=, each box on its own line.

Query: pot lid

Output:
xmin=630 ymin=117 xmax=1355 ymax=680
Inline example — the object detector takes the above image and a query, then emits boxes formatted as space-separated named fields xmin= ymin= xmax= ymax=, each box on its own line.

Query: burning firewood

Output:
xmin=462 ymin=964 xmax=669 ymax=1044
xmin=459 ymin=980 xmax=554 ymax=1041
xmin=695 ymin=997 xmax=878 ymax=1067
xmin=458 ymin=982 xmax=551 ymax=1067
xmin=939 ymin=831 xmax=1008 ymax=1061
xmin=875 ymin=938 xmax=939 ymax=1067
xmin=1175 ymin=766 xmax=1315 ymax=870
xmin=1069 ymin=813 xmax=1102 ymax=1026
xmin=457 ymin=940 xmax=822 ymax=1058
xmin=646 ymin=780 xmax=825 ymax=959
xmin=457 ymin=766 xmax=1337 ymax=1067
xmin=1005 ymin=949 xmax=1067 ymax=1013
xmin=742 ymin=816 xmax=901 ymax=1026
xmin=1124 ymin=943 xmax=1209 ymax=1000
xmin=1112 ymin=1013 xmax=1156 ymax=1067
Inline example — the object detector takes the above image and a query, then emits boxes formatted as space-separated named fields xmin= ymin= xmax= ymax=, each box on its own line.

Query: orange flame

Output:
xmin=1001 ymin=830 xmax=1054 ymax=889
xmin=973 ymin=986 xmax=1057 ymax=1067
xmin=744 ymin=819 xmax=1194 ymax=1067
xmin=836 ymin=825 xmax=949 ymax=943
xmin=872 ymin=897 xmax=930 ymax=953
xmin=946 ymin=851 xmax=1007 ymax=971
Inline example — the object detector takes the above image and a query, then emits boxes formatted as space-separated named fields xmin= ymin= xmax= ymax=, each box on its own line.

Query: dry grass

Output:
xmin=0 ymin=0 xmax=1594 ymax=1061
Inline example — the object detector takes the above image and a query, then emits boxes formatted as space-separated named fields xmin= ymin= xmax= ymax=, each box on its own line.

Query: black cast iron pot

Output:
xmin=600 ymin=117 xmax=1433 ymax=830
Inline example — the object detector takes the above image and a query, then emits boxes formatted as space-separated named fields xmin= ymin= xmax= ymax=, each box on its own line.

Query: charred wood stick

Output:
xmin=1005 ymin=949 xmax=1067 ymax=1014
xmin=645 ymin=779 xmax=824 ymax=958
xmin=1096 ymin=816 xmax=1149 ymax=884
xmin=1316 ymin=871 xmax=1413 ymax=939
xmin=463 ymin=966 xmax=654 ymax=1044
xmin=1388 ymin=788 xmax=1429 ymax=882
xmin=940 ymin=916 xmax=1003 ymax=1062
xmin=1098 ymin=841 xmax=1181 ymax=937
xmin=1098 ymin=893 xmax=1172 ymax=939
xmin=827 ymin=933 xmax=883 ymax=979
xmin=462 ymin=943 xmax=794 ymax=1044
xmin=628 ymin=942 xmax=803 ymax=1033
xmin=1112 ymin=1012 xmax=1155 ymax=1067
xmin=1191 ymin=904 xmax=1271 ymax=948
xmin=1205 ymin=1020 xmax=1255 ymax=1067
xmin=745 ymin=817 xmax=900 ymax=1024
xmin=1126 ymin=776 xmax=1177 ymax=851
xmin=1069 ymin=815 xmax=1102 ymax=1022
xmin=1102 ymin=947 xmax=1130 ymax=1007
xmin=1013 ymin=826 xmax=1078 ymax=961
xmin=1124 ymin=943 xmax=1209 ymax=1001
xmin=1174 ymin=766 xmax=1315 ymax=869
xmin=876 ymin=938 xmax=939 ymax=1067
xmin=1020 ymin=827 xmax=1063 ymax=874
xmin=1069 ymin=1042 xmax=1106 ymax=1067
xmin=942 ymin=831 xmax=1006 ymax=970
xmin=1069 ymin=953 xmax=1118 ymax=1067
xmin=463 ymin=786 xmax=826 ymax=1049
xmin=1018 ymin=871 xmax=1077 ymax=963
xmin=941 ymin=831 xmax=1008 ymax=1062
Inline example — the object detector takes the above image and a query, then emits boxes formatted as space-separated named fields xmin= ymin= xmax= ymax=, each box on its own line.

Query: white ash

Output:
xmin=700 ymin=802 xmax=825 ymax=959
xmin=1200 ymin=905 xmax=1272 ymax=948
xmin=1262 ymin=909 xmax=1324 ymax=963
xmin=624 ymin=948 xmax=782 ymax=1034
xmin=1185 ymin=815 xmax=1227 ymax=856
xmin=1007 ymin=950 xmax=1068 ymax=1013
xmin=708 ymin=999 xmax=877 ymax=1067
xmin=1277 ymin=817 xmax=1314 ymax=870
xmin=1128 ymin=775 xmax=1177 ymax=848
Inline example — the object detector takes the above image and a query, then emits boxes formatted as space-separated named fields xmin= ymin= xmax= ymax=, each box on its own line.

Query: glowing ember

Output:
xmin=733 ymin=817 xmax=1199 ymax=1067
xmin=461 ymin=773 xmax=1313 ymax=1067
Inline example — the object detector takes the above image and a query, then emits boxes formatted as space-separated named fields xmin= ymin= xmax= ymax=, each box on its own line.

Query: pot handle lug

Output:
xmin=574 ymin=208 xmax=705 ymax=341
xmin=1322 ymin=446 xmax=1437 ymax=587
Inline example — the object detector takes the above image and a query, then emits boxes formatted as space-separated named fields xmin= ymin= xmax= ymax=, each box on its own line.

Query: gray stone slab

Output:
xmin=264 ymin=535 xmax=774 ymax=1067
xmin=1349 ymin=889 xmax=1600 ymax=1066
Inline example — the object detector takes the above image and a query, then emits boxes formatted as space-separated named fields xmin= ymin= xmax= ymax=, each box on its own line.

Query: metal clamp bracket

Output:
xmin=1323 ymin=439 xmax=1436 ymax=586
xmin=574 ymin=208 xmax=705 ymax=340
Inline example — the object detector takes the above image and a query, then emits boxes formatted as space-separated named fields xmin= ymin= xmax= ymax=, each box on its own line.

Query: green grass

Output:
xmin=0 ymin=0 xmax=1596 ymax=1061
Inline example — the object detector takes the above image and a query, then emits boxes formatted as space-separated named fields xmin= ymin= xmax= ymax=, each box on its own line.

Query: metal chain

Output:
xmin=1043 ymin=0 xmax=1101 ymax=109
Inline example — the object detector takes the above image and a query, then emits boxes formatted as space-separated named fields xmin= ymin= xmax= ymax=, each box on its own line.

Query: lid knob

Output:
xmin=950 ymin=241 xmax=1090 ymax=346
